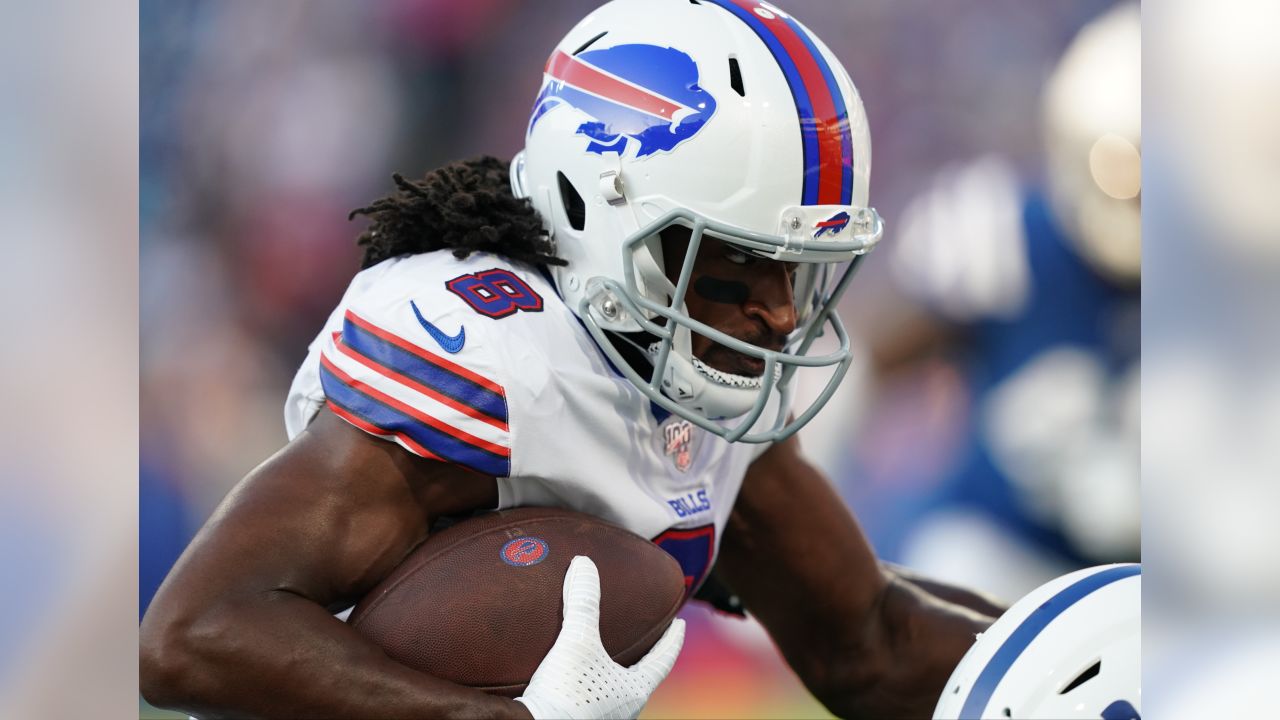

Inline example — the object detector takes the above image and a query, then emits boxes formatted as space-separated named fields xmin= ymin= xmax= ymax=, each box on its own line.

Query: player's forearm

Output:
xmin=140 ymin=591 xmax=530 ymax=720
xmin=822 ymin=575 xmax=992 ymax=719
xmin=882 ymin=561 xmax=1007 ymax=619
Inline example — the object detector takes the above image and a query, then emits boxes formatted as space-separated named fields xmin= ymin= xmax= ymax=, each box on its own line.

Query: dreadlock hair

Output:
xmin=349 ymin=155 xmax=565 ymax=270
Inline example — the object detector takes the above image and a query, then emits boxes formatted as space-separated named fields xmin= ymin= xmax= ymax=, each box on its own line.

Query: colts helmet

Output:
xmin=512 ymin=0 xmax=882 ymax=442
xmin=933 ymin=564 xmax=1142 ymax=720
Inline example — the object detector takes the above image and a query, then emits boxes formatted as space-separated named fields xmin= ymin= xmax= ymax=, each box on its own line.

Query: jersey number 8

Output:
xmin=446 ymin=269 xmax=544 ymax=319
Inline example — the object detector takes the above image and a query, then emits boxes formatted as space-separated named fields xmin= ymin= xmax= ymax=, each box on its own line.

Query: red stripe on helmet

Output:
xmin=545 ymin=49 xmax=690 ymax=121
xmin=726 ymin=1 xmax=845 ymax=205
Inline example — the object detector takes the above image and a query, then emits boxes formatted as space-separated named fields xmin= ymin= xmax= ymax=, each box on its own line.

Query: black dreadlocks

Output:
xmin=349 ymin=156 xmax=566 ymax=270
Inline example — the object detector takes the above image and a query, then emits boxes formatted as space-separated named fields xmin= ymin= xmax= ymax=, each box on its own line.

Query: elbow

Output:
xmin=140 ymin=603 xmax=222 ymax=712
xmin=139 ymin=613 xmax=194 ymax=709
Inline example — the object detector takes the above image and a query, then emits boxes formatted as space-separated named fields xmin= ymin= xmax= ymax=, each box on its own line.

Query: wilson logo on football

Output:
xmin=500 ymin=536 xmax=550 ymax=567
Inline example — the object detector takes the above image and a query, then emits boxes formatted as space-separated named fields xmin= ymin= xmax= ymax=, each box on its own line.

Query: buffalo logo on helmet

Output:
xmin=813 ymin=211 xmax=851 ymax=238
xmin=528 ymin=44 xmax=717 ymax=157
xmin=500 ymin=536 xmax=549 ymax=567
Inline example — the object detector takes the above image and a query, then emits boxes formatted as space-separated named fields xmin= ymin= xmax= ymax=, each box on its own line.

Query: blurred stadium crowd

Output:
xmin=140 ymin=1 xmax=1134 ymax=717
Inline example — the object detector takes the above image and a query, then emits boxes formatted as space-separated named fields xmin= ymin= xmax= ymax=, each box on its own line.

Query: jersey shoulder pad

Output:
xmin=318 ymin=252 xmax=525 ymax=477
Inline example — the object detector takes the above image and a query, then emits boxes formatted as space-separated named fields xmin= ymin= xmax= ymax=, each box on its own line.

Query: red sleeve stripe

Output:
xmin=345 ymin=310 xmax=504 ymax=395
xmin=320 ymin=352 xmax=511 ymax=459
xmin=325 ymin=401 xmax=444 ymax=462
xmin=332 ymin=338 xmax=509 ymax=432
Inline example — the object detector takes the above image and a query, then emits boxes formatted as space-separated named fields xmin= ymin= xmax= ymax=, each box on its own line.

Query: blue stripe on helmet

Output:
xmin=959 ymin=564 xmax=1141 ymax=719
xmin=704 ymin=0 xmax=821 ymax=205
xmin=779 ymin=14 xmax=853 ymax=205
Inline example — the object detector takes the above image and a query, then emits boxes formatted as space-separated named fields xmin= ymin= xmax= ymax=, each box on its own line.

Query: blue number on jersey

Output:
xmin=652 ymin=525 xmax=715 ymax=600
xmin=446 ymin=269 xmax=544 ymax=319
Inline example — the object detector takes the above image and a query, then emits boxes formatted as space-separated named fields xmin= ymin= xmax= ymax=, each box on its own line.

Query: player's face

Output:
xmin=660 ymin=226 xmax=798 ymax=377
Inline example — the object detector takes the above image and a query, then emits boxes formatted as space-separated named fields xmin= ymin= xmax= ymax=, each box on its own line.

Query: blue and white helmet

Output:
xmin=933 ymin=564 xmax=1141 ymax=720
xmin=512 ymin=0 xmax=883 ymax=443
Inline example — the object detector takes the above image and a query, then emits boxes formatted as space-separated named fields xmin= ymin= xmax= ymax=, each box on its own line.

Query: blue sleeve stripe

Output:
xmin=320 ymin=361 xmax=511 ymax=478
xmin=959 ymin=564 xmax=1141 ymax=718
xmin=341 ymin=312 xmax=508 ymax=427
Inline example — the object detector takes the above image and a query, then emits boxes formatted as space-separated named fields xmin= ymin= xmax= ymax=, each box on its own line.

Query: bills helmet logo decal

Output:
xmin=813 ymin=211 xmax=851 ymax=238
xmin=501 ymin=536 xmax=549 ymax=567
xmin=528 ymin=44 xmax=717 ymax=157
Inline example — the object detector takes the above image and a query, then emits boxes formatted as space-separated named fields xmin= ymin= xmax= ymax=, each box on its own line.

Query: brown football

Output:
xmin=348 ymin=506 xmax=686 ymax=697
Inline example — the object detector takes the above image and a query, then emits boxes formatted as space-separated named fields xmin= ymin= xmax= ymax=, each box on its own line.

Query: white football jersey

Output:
xmin=286 ymin=250 xmax=780 ymax=596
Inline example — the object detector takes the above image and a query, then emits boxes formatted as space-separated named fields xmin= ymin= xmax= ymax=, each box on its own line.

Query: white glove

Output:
xmin=515 ymin=556 xmax=686 ymax=720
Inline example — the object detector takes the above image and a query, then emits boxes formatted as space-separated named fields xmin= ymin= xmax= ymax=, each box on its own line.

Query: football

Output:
xmin=348 ymin=506 xmax=687 ymax=697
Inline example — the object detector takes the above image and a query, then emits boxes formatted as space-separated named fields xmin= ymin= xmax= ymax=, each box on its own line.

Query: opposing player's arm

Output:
xmin=139 ymin=407 xmax=530 ymax=720
xmin=717 ymin=433 xmax=995 ymax=719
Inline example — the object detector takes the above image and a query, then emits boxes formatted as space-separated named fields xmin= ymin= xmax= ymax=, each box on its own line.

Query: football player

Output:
xmin=141 ymin=1 xmax=1003 ymax=718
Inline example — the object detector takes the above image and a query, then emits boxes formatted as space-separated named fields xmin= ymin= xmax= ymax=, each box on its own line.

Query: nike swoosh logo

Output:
xmin=411 ymin=300 xmax=465 ymax=354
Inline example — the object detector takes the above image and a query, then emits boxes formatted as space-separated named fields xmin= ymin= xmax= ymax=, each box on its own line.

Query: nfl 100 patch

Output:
xmin=656 ymin=417 xmax=702 ymax=473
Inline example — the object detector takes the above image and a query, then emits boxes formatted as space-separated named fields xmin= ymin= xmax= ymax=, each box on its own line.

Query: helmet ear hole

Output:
xmin=557 ymin=171 xmax=586 ymax=231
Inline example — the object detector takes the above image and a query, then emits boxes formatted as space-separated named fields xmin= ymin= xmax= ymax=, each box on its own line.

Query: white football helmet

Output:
xmin=933 ymin=564 xmax=1141 ymax=720
xmin=1043 ymin=1 xmax=1141 ymax=284
xmin=512 ymin=0 xmax=883 ymax=442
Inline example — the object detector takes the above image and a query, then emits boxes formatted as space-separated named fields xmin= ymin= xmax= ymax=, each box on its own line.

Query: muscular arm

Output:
xmin=716 ymin=435 xmax=994 ymax=719
xmin=139 ymin=407 xmax=529 ymax=720
xmin=883 ymin=561 xmax=1007 ymax=620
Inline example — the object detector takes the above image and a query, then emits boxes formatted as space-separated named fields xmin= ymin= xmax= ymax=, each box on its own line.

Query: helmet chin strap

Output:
xmin=602 ymin=328 xmax=763 ymax=418
xmin=643 ymin=336 xmax=787 ymax=423
xmin=692 ymin=355 xmax=773 ymax=389
xmin=646 ymin=341 xmax=772 ymax=390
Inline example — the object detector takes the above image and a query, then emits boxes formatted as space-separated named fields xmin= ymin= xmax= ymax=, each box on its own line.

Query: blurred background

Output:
xmin=137 ymin=0 xmax=1138 ymax=717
